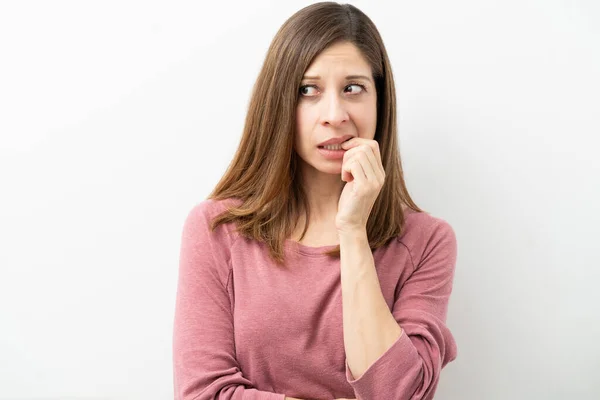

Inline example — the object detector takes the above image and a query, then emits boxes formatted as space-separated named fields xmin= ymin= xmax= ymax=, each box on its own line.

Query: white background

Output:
xmin=1 ymin=0 xmax=599 ymax=399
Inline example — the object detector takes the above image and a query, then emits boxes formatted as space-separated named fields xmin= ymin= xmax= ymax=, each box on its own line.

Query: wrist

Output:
xmin=337 ymin=226 xmax=368 ymax=240
xmin=335 ymin=216 xmax=367 ymax=234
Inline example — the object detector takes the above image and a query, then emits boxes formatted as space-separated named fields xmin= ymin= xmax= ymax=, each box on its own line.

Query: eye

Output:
xmin=299 ymin=85 xmax=318 ymax=96
xmin=298 ymin=83 xmax=367 ymax=97
xmin=345 ymin=83 xmax=366 ymax=94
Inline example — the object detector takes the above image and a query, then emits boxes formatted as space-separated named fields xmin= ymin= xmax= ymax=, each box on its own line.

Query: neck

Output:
xmin=297 ymin=167 xmax=345 ymax=224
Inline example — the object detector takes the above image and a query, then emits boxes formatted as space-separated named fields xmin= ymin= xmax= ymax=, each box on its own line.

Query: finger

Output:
xmin=342 ymin=147 xmax=368 ymax=183
xmin=342 ymin=145 xmax=381 ymax=185
xmin=357 ymin=139 xmax=384 ymax=175
xmin=341 ymin=147 xmax=359 ymax=182
xmin=343 ymin=140 xmax=384 ymax=174
xmin=341 ymin=146 xmax=364 ymax=182
xmin=370 ymin=140 xmax=385 ymax=176
xmin=342 ymin=158 xmax=366 ymax=183
xmin=340 ymin=137 xmax=379 ymax=163
xmin=341 ymin=144 xmax=367 ymax=170
xmin=361 ymin=146 xmax=384 ymax=186
xmin=356 ymin=151 xmax=379 ymax=184
xmin=350 ymin=157 xmax=368 ymax=184
xmin=341 ymin=158 xmax=355 ymax=182
xmin=340 ymin=137 xmax=367 ymax=151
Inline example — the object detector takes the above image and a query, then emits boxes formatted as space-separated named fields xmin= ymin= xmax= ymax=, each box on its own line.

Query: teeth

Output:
xmin=323 ymin=144 xmax=343 ymax=150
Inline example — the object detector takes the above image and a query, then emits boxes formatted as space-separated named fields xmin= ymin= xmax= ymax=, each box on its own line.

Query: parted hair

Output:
xmin=206 ymin=2 xmax=423 ymax=266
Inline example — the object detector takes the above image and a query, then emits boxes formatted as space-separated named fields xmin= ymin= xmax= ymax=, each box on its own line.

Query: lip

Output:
xmin=317 ymin=147 xmax=346 ymax=160
xmin=317 ymin=134 xmax=354 ymax=147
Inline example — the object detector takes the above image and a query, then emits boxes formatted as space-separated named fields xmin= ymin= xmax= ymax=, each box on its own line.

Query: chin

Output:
xmin=298 ymin=154 xmax=342 ymax=175
xmin=316 ymin=163 xmax=342 ymax=175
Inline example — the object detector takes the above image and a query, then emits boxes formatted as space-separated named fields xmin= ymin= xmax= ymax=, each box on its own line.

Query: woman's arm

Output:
xmin=174 ymin=203 xmax=287 ymax=399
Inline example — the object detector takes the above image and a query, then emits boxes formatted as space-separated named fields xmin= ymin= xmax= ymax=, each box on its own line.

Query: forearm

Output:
xmin=338 ymin=228 xmax=403 ymax=380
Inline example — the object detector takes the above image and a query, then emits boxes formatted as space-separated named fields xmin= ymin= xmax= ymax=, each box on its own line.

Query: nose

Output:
xmin=321 ymin=91 xmax=349 ymax=127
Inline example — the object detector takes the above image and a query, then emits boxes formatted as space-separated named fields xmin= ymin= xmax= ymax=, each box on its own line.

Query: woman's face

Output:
xmin=294 ymin=41 xmax=377 ymax=176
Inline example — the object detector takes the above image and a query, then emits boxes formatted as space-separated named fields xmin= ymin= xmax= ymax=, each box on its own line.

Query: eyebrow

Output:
xmin=302 ymin=74 xmax=373 ymax=83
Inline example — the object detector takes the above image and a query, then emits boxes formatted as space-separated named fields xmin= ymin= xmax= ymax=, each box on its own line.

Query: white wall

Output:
xmin=1 ymin=0 xmax=598 ymax=399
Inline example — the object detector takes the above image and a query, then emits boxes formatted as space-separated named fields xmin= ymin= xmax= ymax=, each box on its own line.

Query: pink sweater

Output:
xmin=172 ymin=198 xmax=458 ymax=400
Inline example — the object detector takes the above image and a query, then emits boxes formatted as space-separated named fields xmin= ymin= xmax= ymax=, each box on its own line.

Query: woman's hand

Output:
xmin=335 ymin=137 xmax=385 ymax=233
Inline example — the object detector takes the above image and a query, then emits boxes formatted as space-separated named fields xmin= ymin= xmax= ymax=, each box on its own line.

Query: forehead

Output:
xmin=304 ymin=41 xmax=371 ymax=76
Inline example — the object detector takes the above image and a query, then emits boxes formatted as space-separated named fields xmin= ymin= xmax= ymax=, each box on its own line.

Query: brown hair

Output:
xmin=206 ymin=2 xmax=423 ymax=266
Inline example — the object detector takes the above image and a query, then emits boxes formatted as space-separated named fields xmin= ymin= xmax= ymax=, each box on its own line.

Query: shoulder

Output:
xmin=182 ymin=197 xmax=242 ymax=248
xmin=178 ymin=198 xmax=245 ymax=285
xmin=396 ymin=208 xmax=458 ymax=269
xmin=184 ymin=197 xmax=243 ymax=225
xmin=187 ymin=197 xmax=242 ymax=219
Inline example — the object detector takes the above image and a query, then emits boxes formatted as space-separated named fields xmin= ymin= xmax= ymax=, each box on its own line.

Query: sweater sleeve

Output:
xmin=344 ymin=219 xmax=459 ymax=400
xmin=172 ymin=203 xmax=286 ymax=400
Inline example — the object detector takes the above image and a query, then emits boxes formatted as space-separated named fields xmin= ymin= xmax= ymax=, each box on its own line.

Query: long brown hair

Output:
xmin=207 ymin=2 xmax=423 ymax=266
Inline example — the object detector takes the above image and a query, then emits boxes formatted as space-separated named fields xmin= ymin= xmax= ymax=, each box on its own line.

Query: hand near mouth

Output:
xmin=335 ymin=137 xmax=385 ymax=232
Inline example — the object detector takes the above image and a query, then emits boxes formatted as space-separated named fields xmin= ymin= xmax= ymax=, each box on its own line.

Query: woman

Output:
xmin=173 ymin=2 xmax=458 ymax=400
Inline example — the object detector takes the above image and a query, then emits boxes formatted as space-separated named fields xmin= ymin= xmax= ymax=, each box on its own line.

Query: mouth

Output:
xmin=317 ymin=137 xmax=353 ymax=151
xmin=318 ymin=144 xmax=345 ymax=151
xmin=317 ymin=145 xmax=347 ymax=160
xmin=317 ymin=135 xmax=354 ymax=148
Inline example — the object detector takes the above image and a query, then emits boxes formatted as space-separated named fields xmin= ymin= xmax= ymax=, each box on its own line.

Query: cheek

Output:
xmin=295 ymin=105 xmax=315 ymax=129
xmin=349 ymin=105 xmax=377 ymax=137
xmin=295 ymin=106 xmax=316 ymax=143
xmin=294 ymin=107 xmax=310 ymax=152
xmin=295 ymin=107 xmax=304 ymax=132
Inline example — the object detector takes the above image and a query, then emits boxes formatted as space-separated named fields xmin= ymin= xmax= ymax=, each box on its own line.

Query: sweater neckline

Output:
xmin=284 ymin=239 xmax=339 ymax=256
